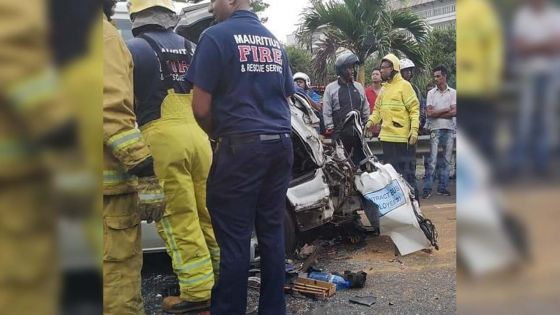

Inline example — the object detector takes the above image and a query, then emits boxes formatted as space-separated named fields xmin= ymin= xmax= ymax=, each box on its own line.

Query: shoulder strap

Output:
xmin=137 ymin=33 xmax=174 ymax=90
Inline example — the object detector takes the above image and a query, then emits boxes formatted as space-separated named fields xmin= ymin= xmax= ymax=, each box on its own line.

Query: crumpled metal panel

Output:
xmin=290 ymin=93 xmax=325 ymax=167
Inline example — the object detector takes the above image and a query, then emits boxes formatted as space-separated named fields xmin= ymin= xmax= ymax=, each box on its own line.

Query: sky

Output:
xmin=262 ymin=0 xmax=312 ymax=43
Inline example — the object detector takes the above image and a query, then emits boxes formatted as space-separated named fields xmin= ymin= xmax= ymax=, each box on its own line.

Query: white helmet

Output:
xmin=293 ymin=72 xmax=311 ymax=88
xmin=399 ymin=58 xmax=415 ymax=70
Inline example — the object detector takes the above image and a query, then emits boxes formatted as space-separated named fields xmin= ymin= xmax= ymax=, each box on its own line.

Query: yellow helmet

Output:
xmin=128 ymin=0 xmax=176 ymax=15
xmin=381 ymin=53 xmax=401 ymax=72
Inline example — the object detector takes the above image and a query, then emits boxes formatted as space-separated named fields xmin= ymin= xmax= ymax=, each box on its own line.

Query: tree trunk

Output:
xmin=357 ymin=66 xmax=365 ymax=85
xmin=357 ymin=53 xmax=367 ymax=84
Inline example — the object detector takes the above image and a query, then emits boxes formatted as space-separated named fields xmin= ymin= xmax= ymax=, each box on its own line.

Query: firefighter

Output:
xmin=0 ymin=1 xmax=64 ymax=313
xmin=126 ymin=0 xmax=219 ymax=313
xmin=103 ymin=9 xmax=165 ymax=315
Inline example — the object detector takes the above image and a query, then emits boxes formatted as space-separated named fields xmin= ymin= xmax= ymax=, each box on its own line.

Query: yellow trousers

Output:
xmin=141 ymin=92 xmax=219 ymax=301
xmin=103 ymin=193 xmax=144 ymax=315
xmin=0 ymin=178 xmax=57 ymax=315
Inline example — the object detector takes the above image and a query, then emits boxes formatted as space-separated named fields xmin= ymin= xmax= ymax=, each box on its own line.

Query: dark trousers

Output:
xmin=457 ymin=97 xmax=496 ymax=165
xmin=207 ymin=135 xmax=293 ymax=315
xmin=381 ymin=141 xmax=418 ymax=200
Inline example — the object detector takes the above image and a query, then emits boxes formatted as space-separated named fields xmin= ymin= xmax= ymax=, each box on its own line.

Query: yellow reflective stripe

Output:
xmin=161 ymin=216 xmax=184 ymax=267
xmin=404 ymin=94 xmax=417 ymax=106
xmin=7 ymin=69 xmax=57 ymax=110
xmin=0 ymin=139 xmax=33 ymax=160
xmin=176 ymin=256 xmax=212 ymax=273
xmin=103 ymin=170 xmax=135 ymax=185
xmin=178 ymin=271 xmax=214 ymax=286
xmin=106 ymin=129 xmax=143 ymax=154
xmin=138 ymin=193 xmax=164 ymax=203
xmin=379 ymin=101 xmax=404 ymax=107
xmin=379 ymin=134 xmax=408 ymax=143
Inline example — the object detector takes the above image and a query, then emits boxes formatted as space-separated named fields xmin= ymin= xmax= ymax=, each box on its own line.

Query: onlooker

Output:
xmin=422 ymin=82 xmax=435 ymax=179
xmin=323 ymin=52 xmax=370 ymax=165
xmin=365 ymin=68 xmax=382 ymax=137
xmin=423 ymin=65 xmax=456 ymax=199
xmin=365 ymin=68 xmax=382 ymax=113
xmin=400 ymin=58 xmax=424 ymax=186
xmin=456 ymin=0 xmax=503 ymax=166
xmin=365 ymin=54 xmax=420 ymax=199
xmin=293 ymin=72 xmax=324 ymax=133
xmin=400 ymin=58 xmax=423 ymax=103
xmin=510 ymin=0 xmax=560 ymax=176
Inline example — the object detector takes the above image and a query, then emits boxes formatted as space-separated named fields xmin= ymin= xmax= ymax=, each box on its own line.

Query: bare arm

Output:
xmin=427 ymin=105 xmax=450 ymax=118
xmin=440 ymin=104 xmax=456 ymax=118
xmin=192 ymin=85 xmax=213 ymax=135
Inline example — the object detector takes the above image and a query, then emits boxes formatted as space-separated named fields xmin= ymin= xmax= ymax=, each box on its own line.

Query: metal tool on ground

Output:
xmin=349 ymin=295 xmax=377 ymax=307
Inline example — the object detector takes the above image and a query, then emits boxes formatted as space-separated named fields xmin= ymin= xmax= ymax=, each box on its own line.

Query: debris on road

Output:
xmin=349 ymin=295 xmax=377 ymax=307
xmin=298 ymin=243 xmax=316 ymax=259
xmin=286 ymin=277 xmax=336 ymax=299
xmin=341 ymin=270 xmax=367 ymax=288
xmin=248 ymin=277 xmax=261 ymax=290
xmin=307 ymin=271 xmax=351 ymax=290
xmin=300 ymin=244 xmax=321 ymax=273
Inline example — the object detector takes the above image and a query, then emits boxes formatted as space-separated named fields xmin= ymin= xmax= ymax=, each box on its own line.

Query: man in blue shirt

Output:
xmin=293 ymin=72 xmax=324 ymax=133
xmin=186 ymin=0 xmax=294 ymax=314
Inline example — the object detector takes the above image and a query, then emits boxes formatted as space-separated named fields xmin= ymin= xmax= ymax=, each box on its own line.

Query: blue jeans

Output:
xmin=424 ymin=129 xmax=454 ymax=192
xmin=511 ymin=72 xmax=558 ymax=173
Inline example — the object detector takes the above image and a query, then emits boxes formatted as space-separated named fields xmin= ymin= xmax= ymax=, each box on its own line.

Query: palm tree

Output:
xmin=299 ymin=0 xmax=429 ymax=84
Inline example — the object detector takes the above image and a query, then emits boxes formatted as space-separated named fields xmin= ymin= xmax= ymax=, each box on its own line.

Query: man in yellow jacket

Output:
xmin=457 ymin=0 xmax=503 ymax=163
xmin=103 ymin=12 xmax=166 ymax=315
xmin=365 ymin=54 xmax=420 ymax=199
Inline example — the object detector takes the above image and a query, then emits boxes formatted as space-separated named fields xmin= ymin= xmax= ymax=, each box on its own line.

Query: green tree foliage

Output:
xmin=285 ymin=46 xmax=313 ymax=78
xmin=299 ymin=0 xmax=429 ymax=84
xmin=415 ymin=27 xmax=456 ymax=95
xmin=250 ymin=0 xmax=270 ymax=23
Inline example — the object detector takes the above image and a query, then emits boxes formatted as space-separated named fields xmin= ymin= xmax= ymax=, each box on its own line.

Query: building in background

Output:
xmin=287 ymin=0 xmax=455 ymax=49
xmin=389 ymin=0 xmax=456 ymax=30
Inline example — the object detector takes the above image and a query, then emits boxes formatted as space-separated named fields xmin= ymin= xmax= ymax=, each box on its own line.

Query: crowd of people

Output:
xmin=296 ymin=58 xmax=457 ymax=200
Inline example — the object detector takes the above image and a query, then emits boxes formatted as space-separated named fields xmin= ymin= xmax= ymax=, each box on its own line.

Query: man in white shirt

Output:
xmin=423 ymin=65 xmax=456 ymax=199
xmin=510 ymin=0 xmax=560 ymax=175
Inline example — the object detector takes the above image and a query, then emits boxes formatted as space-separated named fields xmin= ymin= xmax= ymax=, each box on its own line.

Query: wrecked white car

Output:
xmin=285 ymin=93 xmax=439 ymax=256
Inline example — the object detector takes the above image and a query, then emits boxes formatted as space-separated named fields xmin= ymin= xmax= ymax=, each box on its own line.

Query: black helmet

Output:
xmin=335 ymin=52 xmax=360 ymax=76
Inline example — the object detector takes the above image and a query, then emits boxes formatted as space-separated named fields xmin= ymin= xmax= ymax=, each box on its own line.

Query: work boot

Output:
xmin=422 ymin=190 xmax=432 ymax=199
xmin=162 ymin=296 xmax=210 ymax=314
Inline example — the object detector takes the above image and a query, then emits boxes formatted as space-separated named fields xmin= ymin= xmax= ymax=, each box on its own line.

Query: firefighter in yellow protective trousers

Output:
xmin=126 ymin=1 xmax=219 ymax=313
xmin=0 ymin=1 xmax=72 ymax=314
xmin=103 ymin=10 xmax=166 ymax=315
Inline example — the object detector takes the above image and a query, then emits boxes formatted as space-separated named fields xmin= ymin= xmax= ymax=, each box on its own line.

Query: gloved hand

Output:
xmin=137 ymin=176 xmax=165 ymax=223
xmin=364 ymin=120 xmax=375 ymax=138
xmin=408 ymin=128 xmax=418 ymax=145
